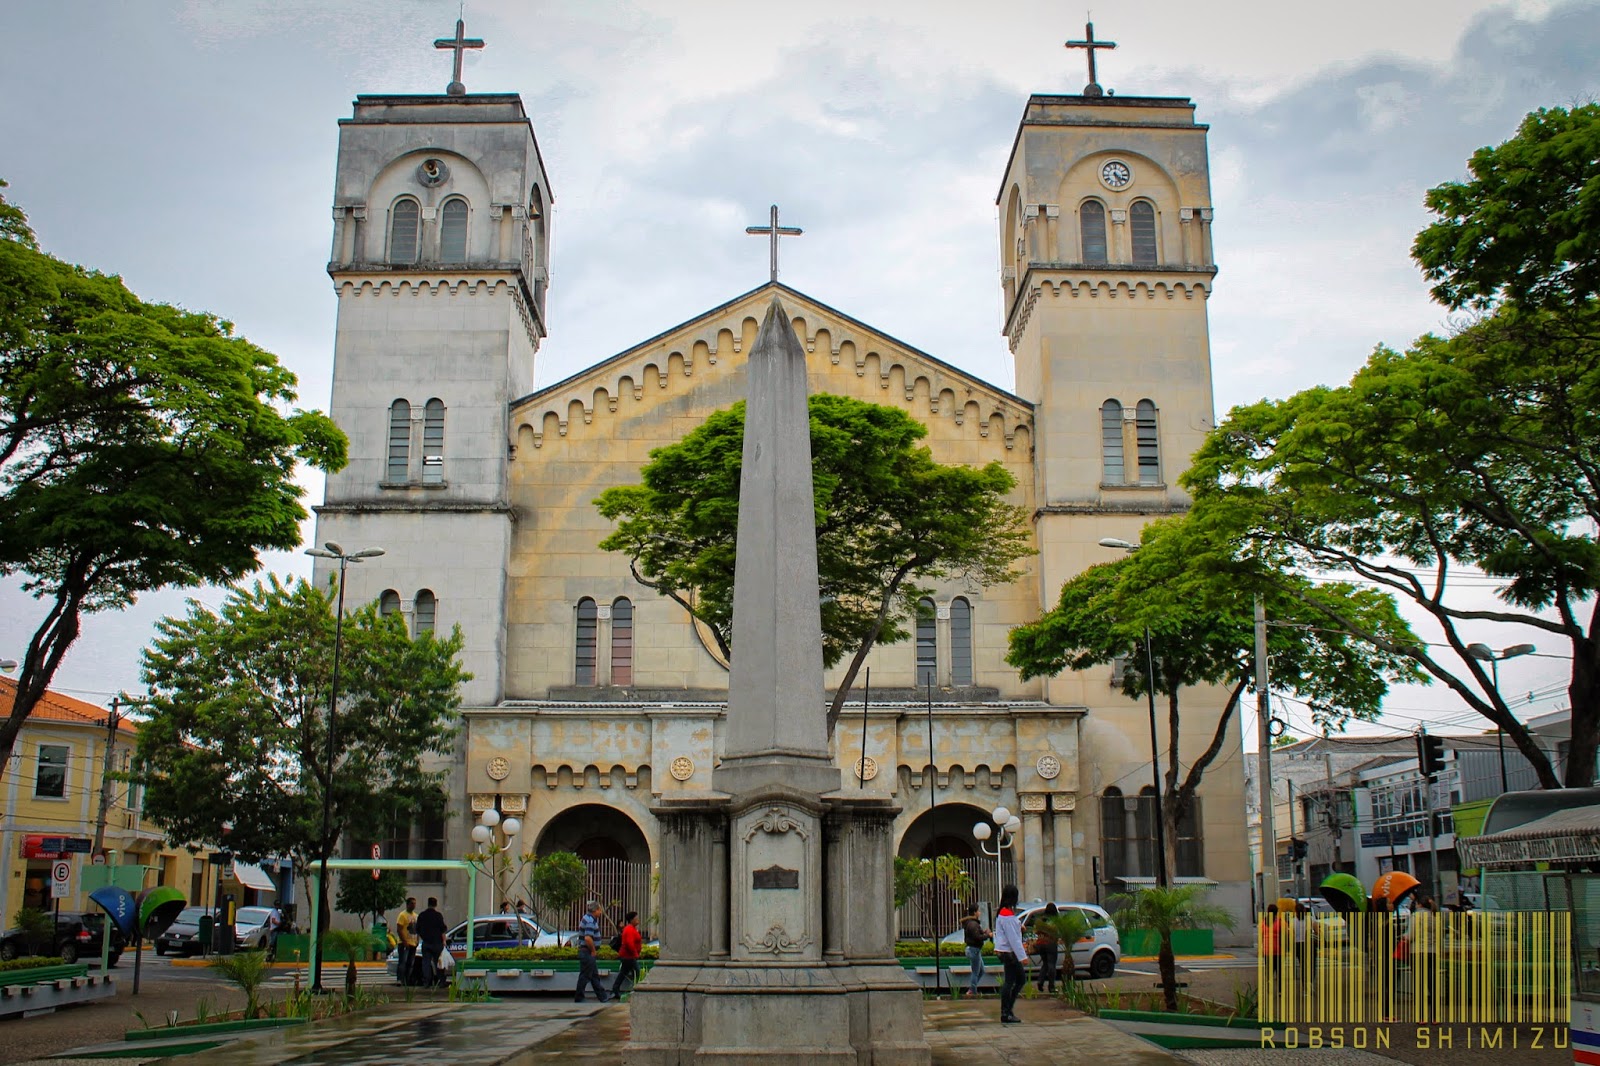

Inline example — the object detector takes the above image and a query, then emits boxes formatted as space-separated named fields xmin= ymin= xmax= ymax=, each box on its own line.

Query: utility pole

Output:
xmin=92 ymin=697 xmax=121 ymax=858
xmin=1288 ymin=778 xmax=1300 ymax=898
xmin=1254 ymin=596 xmax=1278 ymax=908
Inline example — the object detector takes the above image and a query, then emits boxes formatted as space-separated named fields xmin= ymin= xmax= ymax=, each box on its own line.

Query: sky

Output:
xmin=1 ymin=0 xmax=1596 ymax=741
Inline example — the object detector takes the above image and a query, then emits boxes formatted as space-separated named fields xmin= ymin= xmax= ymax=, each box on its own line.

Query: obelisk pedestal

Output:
xmin=625 ymin=300 xmax=929 ymax=1064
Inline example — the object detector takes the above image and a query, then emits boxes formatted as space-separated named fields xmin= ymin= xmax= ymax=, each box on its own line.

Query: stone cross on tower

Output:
xmin=1065 ymin=20 xmax=1117 ymax=97
xmin=434 ymin=18 xmax=485 ymax=96
xmin=745 ymin=204 xmax=803 ymax=283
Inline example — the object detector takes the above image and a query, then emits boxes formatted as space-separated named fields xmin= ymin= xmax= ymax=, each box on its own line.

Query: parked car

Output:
xmin=154 ymin=906 xmax=211 ymax=956
xmin=232 ymin=906 xmax=277 ymax=951
xmin=941 ymin=899 xmax=1120 ymax=979
xmin=0 ymin=911 xmax=125 ymax=966
xmin=384 ymin=914 xmax=557 ymax=980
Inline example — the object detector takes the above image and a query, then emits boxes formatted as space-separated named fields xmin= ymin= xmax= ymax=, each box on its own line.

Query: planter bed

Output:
xmin=896 ymin=955 xmax=1001 ymax=991
xmin=0 ymin=964 xmax=114 ymax=1018
xmin=1098 ymin=1008 xmax=1285 ymax=1050
xmin=460 ymin=957 xmax=654 ymax=995
xmin=125 ymin=1017 xmax=308 ymax=1041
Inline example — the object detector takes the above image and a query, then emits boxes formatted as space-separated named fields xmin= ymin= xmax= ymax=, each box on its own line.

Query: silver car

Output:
xmin=942 ymin=899 xmax=1121 ymax=979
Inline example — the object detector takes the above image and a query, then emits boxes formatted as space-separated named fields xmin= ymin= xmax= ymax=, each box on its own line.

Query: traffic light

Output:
xmin=1291 ymin=838 xmax=1308 ymax=860
xmin=1417 ymin=733 xmax=1446 ymax=777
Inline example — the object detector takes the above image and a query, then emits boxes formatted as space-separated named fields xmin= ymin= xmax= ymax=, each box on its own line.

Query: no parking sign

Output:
xmin=51 ymin=859 xmax=72 ymax=899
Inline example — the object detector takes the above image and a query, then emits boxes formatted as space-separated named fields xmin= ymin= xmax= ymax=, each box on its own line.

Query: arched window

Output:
xmin=950 ymin=597 xmax=973 ymax=686
xmin=574 ymin=598 xmax=598 ymax=685
xmin=379 ymin=590 xmax=401 ymax=617
xmin=1080 ymin=200 xmax=1108 ymax=265
xmin=1136 ymin=400 xmax=1160 ymax=484
xmin=1101 ymin=399 xmax=1124 ymax=484
xmin=414 ymin=589 xmax=436 ymax=636
xmin=1130 ymin=201 xmax=1158 ymax=266
xmin=915 ymin=598 xmax=937 ymax=687
xmin=389 ymin=198 xmax=420 ymax=264
xmin=1101 ymin=787 xmax=1128 ymax=880
xmin=439 ymin=198 xmax=468 ymax=263
xmin=422 ymin=399 xmax=445 ymax=484
xmin=1135 ymin=786 xmax=1159 ymax=877
xmin=387 ymin=400 xmax=411 ymax=483
xmin=611 ymin=597 xmax=633 ymax=686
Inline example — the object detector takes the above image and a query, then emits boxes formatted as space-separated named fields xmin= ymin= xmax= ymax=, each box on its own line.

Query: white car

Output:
xmin=384 ymin=914 xmax=558 ymax=979
xmin=942 ymin=900 xmax=1120 ymax=979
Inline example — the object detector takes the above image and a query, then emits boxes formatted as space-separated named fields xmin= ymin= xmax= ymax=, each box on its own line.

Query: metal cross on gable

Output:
xmin=1064 ymin=20 xmax=1117 ymax=97
xmin=435 ymin=17 xmax=485 ymax=97
xmin=745 ymin=205 xmax=803 ymax=283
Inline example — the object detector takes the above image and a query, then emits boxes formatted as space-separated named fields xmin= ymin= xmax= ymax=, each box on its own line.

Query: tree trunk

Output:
xmin=1158 ymin=932 xmax=1179 ymax=1011
xmin=1566 ymin=628 xmax=1600 ymax=787
xmin=824 ymin=560 xmax=918 ymax=738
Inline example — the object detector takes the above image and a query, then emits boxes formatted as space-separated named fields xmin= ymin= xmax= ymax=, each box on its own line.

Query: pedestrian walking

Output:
xmin=395 ymin=896 xmax=419 ymax=986
xmin=611 ymin=911 xmax=643 ymax=999
xmin=575 ymin=900 xmax=610 ymax=1003
xmin=960 ymin=904 xmax=989 ymax=998
xmin=993 ymin=884 xmax=1029 ymax=1024
xmin=264 ymin=903 xmax=284 ymax=961
xmin=1034 ymin=902 xmax=1061 ymax=995
xmin=416 ymin=897 xmax=447 ymax=987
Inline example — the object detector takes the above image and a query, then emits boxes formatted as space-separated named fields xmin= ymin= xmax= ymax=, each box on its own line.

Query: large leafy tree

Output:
xmin=135 ymin=576 xmax=467 ymax=972
xmin=596 ymin=393 xmax=1032 ymax=735
xmin=1187 ymin=104 xmax=1600 ymax=787
xmin=1008 ymin=513 xmax=1422 ymax=879
xmin=0 ymin=184 xmax=345 ymax=781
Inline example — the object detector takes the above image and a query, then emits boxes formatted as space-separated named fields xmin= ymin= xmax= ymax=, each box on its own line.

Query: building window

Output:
xmin=1101 ymin=787 xmax=1128 ymax=880
xmin=1134 ymin=786 xmax=1159 ymax=877
xmin=1130 ymin=201 xmax=1157 ymax=266
xmin=1135 ymin=399 xmax=1160 ymax=484
xmin=379 ymin=589 xmax=401 ymax=617
xmin=1080 ymin=200 xmax=1108 ymax=265
xmin=422 ymin=399 xmax=445 ymax=484
xmin=35 ymin=744 xmax=67 ymax=798
xmin=575 ymin=598 xmax=598 ymax=685
xmin=439 ymin=198 xmax=468 ymax=263
xmin=388 ymin=400 xmax=411 ymax=482
xmin=950 ymin=597 xmax=973 ymax=686
xmin=611 ymin=598 xmax=633 ymax=686
xmin=414 ymin=589 xmax=436 ymax=636
xmin=915 ymin=598 xmax=937 ymax=687
xmin=1176 ymin=796 xmax=1205 ymax=877
xmin=1101 ymin=400 xmax=1124 ymax=484
xmin=389 ymin=198 xmax=420 ymax=264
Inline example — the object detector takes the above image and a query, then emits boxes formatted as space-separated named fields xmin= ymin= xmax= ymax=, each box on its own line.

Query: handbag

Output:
xmin=609 ymin=933 xmax=623 ymax=953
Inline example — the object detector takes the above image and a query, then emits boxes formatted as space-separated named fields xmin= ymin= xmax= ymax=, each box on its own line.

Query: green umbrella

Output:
xmin=1319 ymin=872 xmax=1367 ymax=913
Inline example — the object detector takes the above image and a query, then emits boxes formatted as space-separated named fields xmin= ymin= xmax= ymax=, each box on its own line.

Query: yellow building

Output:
xmin=0 ymin=679 xmax=277 ymax=923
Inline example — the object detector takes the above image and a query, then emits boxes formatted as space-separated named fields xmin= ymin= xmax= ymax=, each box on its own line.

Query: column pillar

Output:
xmin=1020 ymin=796 xmax=1046 ymax=899
xmin=935 ymin=602 xmax=952 ymax=687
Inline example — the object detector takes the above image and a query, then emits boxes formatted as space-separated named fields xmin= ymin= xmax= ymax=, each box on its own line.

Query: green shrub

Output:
xmin=209 ymin=951 xmax=270 ymax=1019
xmin=893 ymin=940 xmax=990 ymax=957
xmin=0 ymin=955 xmax=64 ymax=972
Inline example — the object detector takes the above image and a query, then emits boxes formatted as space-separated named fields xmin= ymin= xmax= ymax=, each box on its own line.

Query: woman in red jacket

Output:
xmin=611 ymin=911 xmax=644 ymax=999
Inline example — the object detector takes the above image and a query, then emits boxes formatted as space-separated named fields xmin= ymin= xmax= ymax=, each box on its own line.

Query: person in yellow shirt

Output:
xmin=396 ymin=896 xmax=419 ymax=986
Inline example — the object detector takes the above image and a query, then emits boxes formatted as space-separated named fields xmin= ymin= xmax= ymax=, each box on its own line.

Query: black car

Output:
xmin=154 ymin=906 xmax=211 ymax=957
xmin=0 ymin=911 xmax=124 ymax=966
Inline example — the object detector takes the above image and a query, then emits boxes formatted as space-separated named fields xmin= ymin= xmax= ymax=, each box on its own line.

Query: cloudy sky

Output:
xmin=2 ymin=0 xmax=1596 ymax=738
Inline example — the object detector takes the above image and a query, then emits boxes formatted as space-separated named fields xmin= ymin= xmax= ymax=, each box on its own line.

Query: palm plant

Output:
xmin=1107 ymin=884 xmax=1235 ymax=1010
xmin=321 ymin=928 xmax=376 ymax=999
xmin=1031 ymin=908 xmax=1089 ymax=986
xmin=209 ymin=950 xmax=270 ymax=1019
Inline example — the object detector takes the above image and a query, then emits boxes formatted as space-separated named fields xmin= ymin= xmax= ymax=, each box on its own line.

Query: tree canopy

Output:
xmin=0 ymin=182 xmax=346 ymax=782
xmin=596 ymin=393 xmax=1032 ymax=734
xmin=1008 ymin=513 xmax=1421 ymax=875
xmin=135 ymin=575 xmax=468 ymax=911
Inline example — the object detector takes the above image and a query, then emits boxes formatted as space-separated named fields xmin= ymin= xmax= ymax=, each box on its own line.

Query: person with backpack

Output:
xmin=611 ymin=911 xmax=643 ymax=999
xmin=960 ymin=903 xmax=990 ymax=998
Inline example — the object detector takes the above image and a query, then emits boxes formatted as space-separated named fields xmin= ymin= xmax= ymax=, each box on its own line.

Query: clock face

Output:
xmin=1101 ymin=160 xmax=1132 ymax=189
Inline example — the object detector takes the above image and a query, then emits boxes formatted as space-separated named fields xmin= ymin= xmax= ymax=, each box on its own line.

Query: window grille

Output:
xmin=439 ymin=199 xmax=468 ymax=263
xmin=1130 ymin=201 xmax=1157 ymax=265
xmin=388 ymin=400 xmax=411 ymax=482
xmin=422 ymin=399 xmax=445 ymax=484
xmin=915 ymin=598 xmax=937 ymax=687
xmin=389 ymin=198 xmax=420 ymax=264
xmin=611 ymin=598 xmax=633 ymax=686
xmin=1101 ymin=400 xmax=1124 ymax=483
xmin=1080 ymin=200 xmax=1108 ymax=264
xmin=575 ymin=599 xmax=598 ymax=685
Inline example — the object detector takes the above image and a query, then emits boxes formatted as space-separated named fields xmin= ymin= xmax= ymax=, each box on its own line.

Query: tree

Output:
xmin=0 ymin=184 xmax=346 ymax=783
xmin=1008 ymin=513 xmax=1422 ymax=878
xmin=892 ymin=854 xmax=973 ymax=998
xmin=525 ymin=851 xmax=588 ymax=932
xmin=336 ymin=869 xmax=408 ymax=929
xmin=1413 ymin=104 xmax=1600 ymax=311
xmin=134 ymin=575 xmax=467 ymax=980
xmin=1106 ymin=884 xmax=1235 ymax=1011
xmin=596 ymin=394 xmax=1033 ymax=735
xmin=316 ymin=929 xmax=373 ymax=997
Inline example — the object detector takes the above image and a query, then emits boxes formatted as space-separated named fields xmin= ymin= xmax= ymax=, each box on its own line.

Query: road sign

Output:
xmin=63 ymin=837 xmax=92 ymax=854
xmin=92 ymin=852 xmax=107 ymax=866
xmin=51 ymin=859 xmax=72 ymax=899
xmin=372 ymin=844 xmax=381 ymax=880
xmin=1361 ymin=830 xmax=1411 ymax=848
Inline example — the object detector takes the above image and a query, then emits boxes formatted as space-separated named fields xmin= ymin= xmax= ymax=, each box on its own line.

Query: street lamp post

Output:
xmin=1467 ymin=642 xmax=1537 ymax=790
xmin=973 ymin=805 xmax=1022 ymax=901
xmin=303 ymin=541 xmax=384 ymax=993
xmin=1099 ymin=537 xmax=1170 ymax=889
xmin=469 ymin=807 xmax=526 ymax=916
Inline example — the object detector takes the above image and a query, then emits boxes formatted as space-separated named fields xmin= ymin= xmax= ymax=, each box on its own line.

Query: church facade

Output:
xmin=310 ymin=56 xmax=1251 ymax=936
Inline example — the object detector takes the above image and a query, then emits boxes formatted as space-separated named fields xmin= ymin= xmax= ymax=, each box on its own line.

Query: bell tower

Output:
xmin=999 ymin=25 xmax=1217 ymax=703
xmin=313 ymin=23 xmax=553 ymax=709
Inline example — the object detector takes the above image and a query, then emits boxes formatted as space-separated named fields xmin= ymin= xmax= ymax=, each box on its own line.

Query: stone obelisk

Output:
xmin=626 ymin=299 xmax=929 ymax=1064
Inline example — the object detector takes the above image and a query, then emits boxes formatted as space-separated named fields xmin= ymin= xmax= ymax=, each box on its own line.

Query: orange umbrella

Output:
xmin=1371 ymin=871 xmax=1420 ymax=908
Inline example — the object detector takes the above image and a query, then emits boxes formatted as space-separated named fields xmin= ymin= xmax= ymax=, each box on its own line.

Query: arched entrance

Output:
xmin=896 ymin=803 xmax=1015 ymax=938
xmin=534 ymin=804 xmax=652 ymax=932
